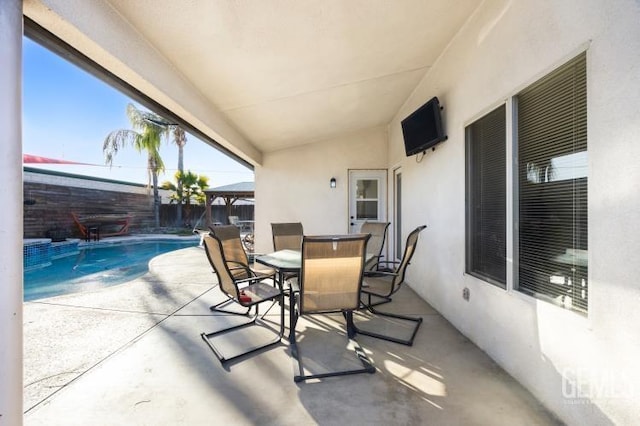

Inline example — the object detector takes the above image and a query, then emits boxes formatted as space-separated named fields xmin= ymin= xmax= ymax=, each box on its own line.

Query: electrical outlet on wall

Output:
xmin=463 ymin=287 xmax=470 ymax=301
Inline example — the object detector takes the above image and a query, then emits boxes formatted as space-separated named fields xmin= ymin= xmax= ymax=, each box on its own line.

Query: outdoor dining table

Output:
xmin=254 ymin=249 xmax=301 ymax=343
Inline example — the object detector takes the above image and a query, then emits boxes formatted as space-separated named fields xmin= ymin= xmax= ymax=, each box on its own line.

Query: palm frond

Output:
xmin=103 ymin=129 xmax=139 ymax=166
xmin=171 ymin=126 xmax=187 ymax=148
xmin=161 ymin=180 xmax=177 ymax=191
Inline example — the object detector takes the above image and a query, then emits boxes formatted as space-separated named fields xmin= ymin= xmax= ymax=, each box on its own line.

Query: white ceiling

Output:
xmin=102 ymin=0 xmax=480 ymax=153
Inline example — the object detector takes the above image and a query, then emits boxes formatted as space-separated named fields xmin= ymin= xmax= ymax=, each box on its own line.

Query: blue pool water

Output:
xmin=24 ymin=240 xmax=198 ymax=301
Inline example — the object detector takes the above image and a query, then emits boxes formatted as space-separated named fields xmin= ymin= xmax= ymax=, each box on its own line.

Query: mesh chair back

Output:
xmin=202 ymin=234 xmax=238 ymax=299
xmin=271 ymin=222 xmax=304 ymax=251
xmin=360 ymin=221 xmax=390 ymax=270
xmin=209 ymin=225 xmax=250 ymax=278
xmin=299 ymin=234 xmax=370 ymax=313
xmin=391 ymin=225 xmax=427 ymax=292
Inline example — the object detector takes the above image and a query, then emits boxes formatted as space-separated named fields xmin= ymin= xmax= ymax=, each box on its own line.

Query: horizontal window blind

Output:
xmin=466 ymin=105 xmax=506 ymax=287
xmin=517 ymin=53 xmax=588 ymax=313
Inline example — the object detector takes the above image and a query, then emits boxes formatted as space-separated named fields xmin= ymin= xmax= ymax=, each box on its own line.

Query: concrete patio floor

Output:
xmin=24 ymin=245 xmax=560 ymax=425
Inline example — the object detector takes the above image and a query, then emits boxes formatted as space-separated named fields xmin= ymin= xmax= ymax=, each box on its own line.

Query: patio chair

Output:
xmin=354 ymin=225 xmax=427 ymax=346
xmin=360 ymin=221 xmax=390 ymax=272
xmin=229 ymin=215 xmax=252 ymax=233
xmin=200 ymin=234 xmax=285 ymax=364
xmin=271 ymin=222 xmax=304 ymax=251
xmin=290 ymin=233 xmax=376 ymax=382
xmin=271 ymin=222 xmax=304 ymax=285
xmin=208 ymin=225 xmax=276 ymax=314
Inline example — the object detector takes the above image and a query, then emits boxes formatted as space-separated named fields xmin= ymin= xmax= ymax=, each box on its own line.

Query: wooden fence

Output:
xmin=23 ymin=180 xmax=254 ymax=238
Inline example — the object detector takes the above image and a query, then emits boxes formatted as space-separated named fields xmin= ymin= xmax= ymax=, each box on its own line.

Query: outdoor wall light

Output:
xmin=330 ymin=177 xmax=336 ymax=188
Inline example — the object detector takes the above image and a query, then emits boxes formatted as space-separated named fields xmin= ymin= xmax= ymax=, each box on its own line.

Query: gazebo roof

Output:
xmin=204 ymin=181 xmax=254 ymax=205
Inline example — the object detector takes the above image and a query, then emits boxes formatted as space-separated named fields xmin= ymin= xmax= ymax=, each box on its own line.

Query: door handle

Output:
xmin=350 ymin=223 xmax=354 ymax=226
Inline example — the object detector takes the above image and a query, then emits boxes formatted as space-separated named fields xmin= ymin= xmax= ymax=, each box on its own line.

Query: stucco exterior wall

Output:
xmin=254 ymin=127 xmax=387 ymax=254
xmin=388 ymin=0 xmax=640 ymax=424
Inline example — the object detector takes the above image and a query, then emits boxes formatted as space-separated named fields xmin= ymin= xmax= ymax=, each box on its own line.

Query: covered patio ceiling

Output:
xmin=24 ymin=0 xmax=482 ymax=164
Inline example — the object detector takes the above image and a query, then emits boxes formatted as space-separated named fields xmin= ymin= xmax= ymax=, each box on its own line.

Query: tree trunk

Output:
xmin=175 ymin=129 xmax=186 ymax=226
xmin=152 ymin=171 xmax=160 ymax=228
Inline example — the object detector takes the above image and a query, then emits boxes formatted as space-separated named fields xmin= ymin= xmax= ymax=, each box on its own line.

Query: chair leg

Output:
xmin=363 ymin=292 xmax=393 ymax=308
xmin=291 ymin=310 xmax=376 ymax=382
xmin=202 ymin=294 xmax=285 ymax=364
xmin=209 ymin=298 xmax=252 ymax=316
xmin=354 ymin=304 xmax=423 ymax=347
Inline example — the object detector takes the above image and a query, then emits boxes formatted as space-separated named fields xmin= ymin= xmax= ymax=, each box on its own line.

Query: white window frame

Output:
xmin=466 ymin=50 xmax=588 ymax=315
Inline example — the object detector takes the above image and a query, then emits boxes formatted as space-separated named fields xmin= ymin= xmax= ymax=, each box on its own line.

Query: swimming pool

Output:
xmin=24 ymin=239 xmax=198 ymax=301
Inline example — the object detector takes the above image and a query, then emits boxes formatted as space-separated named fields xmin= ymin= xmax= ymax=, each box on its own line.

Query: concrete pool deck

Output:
xmin=23 ymin=245 xmax=560 ymax=425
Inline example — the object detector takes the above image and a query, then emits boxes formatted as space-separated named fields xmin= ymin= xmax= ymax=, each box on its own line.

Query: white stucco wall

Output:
xmin=387 ymin=0 xmax=640 ymax=424
xmin=254 ymin=127 xmax=387 ymax=254
xmin=0 ymin=0 xmax=24 ymax=422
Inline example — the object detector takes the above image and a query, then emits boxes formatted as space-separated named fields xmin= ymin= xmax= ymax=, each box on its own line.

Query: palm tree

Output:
xmin=162 ymin=170 xmax=209 ymax=227
xmin=103 ymin=103 xmax=168 ymax=228
xmin=144 ymin=119 xmax=188 ymax=226
xmin=170 ymin=126 xmax=187 ymax=225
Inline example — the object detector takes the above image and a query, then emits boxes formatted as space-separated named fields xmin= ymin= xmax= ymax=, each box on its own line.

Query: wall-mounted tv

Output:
xmin=401 ymin=96 xmax=447 ymax=156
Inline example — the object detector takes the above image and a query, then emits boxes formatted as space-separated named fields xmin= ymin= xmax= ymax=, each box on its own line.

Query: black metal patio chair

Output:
xmin=271 ymin=222 xmax=304 ymax=251
xmin=290 ymin=233 xmax=375 ymax=382
xmin=360 ymin=221 xmax=390 ymax=272
xmin=354 ymin=225 xmax=427 ymax=346
xmin=208 ymin=225 xmax=276 ymax=314
xmin=200 ymin=234 xmax=285 ymax=364
xmin=271 ymin=222 xmax=304 ymax=285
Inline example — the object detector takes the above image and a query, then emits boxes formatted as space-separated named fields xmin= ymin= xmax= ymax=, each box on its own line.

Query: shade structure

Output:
xmin=23 ymin=154 xmax=93 ymax=165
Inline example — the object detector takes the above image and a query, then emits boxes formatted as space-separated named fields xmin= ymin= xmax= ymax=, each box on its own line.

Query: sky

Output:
xmin=22 ymin=37 xmax=254 ymax=188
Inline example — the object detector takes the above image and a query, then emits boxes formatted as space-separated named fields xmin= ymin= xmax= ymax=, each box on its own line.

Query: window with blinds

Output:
xmin=466 ymin=105 xmax=507 ymax=288
xmin=516 ymin=53 xmax=588 ymax=313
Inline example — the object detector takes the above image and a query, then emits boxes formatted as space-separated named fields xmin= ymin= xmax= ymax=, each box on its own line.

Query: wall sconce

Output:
xmin=330 ymin=177 xmax=336 ymax=188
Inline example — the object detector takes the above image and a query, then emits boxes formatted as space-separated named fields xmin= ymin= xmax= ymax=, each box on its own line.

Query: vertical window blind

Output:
xmin=517 ymin=53 xmax=588 ymax=313
xmin=466 ymin=105 xmax=507 ymax=287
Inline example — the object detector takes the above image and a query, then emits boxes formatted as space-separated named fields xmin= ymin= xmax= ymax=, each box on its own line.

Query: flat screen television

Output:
xmin=401 ymin=96 xmax=447 ymax=156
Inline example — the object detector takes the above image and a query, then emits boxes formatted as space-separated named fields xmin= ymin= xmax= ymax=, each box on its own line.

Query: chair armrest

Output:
xmin=364 ymin=270 xmax=398 ymax=278
xmin=369 ymin=260 xmax=400 ymax=273
xmin=234 ymin=275 xmax=272 ymax=286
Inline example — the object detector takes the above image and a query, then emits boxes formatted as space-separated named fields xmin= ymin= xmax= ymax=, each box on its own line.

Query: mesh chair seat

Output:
xmin=359 ymin=272 xmax=397 ymax=296
xmin=240 ymin=281 xmax=281 ymax=304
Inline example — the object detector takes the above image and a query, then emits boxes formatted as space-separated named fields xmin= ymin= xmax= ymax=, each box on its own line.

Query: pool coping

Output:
xmin=75 ymin=233 xmax=201 ymax=248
